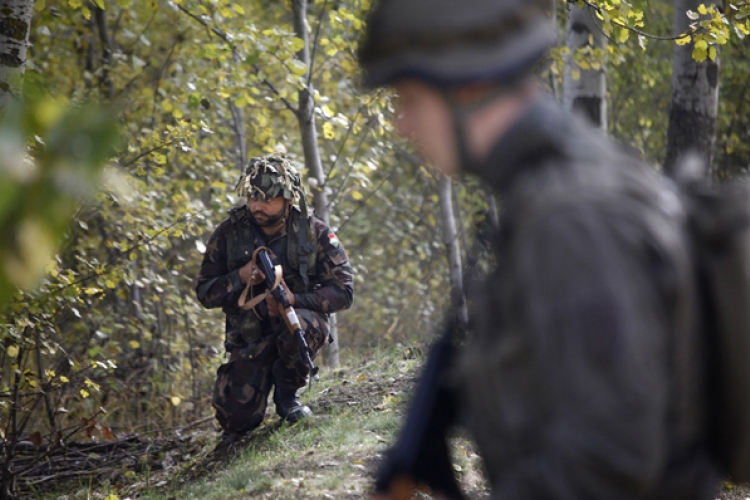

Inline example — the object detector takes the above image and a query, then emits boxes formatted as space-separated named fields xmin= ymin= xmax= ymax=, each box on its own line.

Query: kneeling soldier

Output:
xmin=196 ymin=153 xmax=354 ymax=444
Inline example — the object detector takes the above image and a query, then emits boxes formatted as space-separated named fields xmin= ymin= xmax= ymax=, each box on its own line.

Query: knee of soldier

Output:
xmin=296 ymin=309 xmax=328 ymax=346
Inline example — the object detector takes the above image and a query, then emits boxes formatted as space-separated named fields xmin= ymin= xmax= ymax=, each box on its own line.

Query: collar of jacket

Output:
xmin=461 ymin=94 xmax=591 ymax=195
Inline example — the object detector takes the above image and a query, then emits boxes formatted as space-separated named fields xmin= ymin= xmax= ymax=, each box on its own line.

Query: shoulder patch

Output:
xmin=327 ymin=232 xmax=340 ymax=248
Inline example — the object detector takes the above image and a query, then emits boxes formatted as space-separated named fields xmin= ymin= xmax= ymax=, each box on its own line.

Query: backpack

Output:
xmin=670 ymin=155 xmax=750 ymax=482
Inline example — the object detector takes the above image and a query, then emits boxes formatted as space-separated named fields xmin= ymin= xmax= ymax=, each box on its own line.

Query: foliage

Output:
xmin=0 ymin=96 xmax=118 ymax=306
xmin=2 ymin=1 xmax=749 ymax=497
xmin=0 ymin=2 xmax=466 ymax=479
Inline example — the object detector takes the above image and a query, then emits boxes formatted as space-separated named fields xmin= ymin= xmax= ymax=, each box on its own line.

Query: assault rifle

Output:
xmin=255 ymin=247 xmax=320 ymax=381
xmin=373 ymin=324 xmax=465 ymax=500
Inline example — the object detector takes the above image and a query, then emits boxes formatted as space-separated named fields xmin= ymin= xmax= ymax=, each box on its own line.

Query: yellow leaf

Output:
xmin=172 ymin=108 xmax=183 ymax=119
xmin=7 ymin=345 xmax=19 ymax=358
xmin=105 ymin=494 xmax=120 ymax=500
xmin=105 ymin=279 xmax=116 ymax=289
xmin=289 ymin=60 xmax=308 ymax=76
xmin=698 ymin=3 xmax=707 ymax=15
xmin=80 ymin=389 xmax=90 ymax=398
xmin=82 ymin=6 xmax=91 ymax=19
xmin=709 ymin=46 xmax=717 ymax=61
xmin=60 ymin=376 xmax=70 ymax=383
xmin=34 ymin=0 xmax=45 ymax=11
xmin=129 ymin=251 xmax=137 ymax=260
xmin=322 ymin=122 xmax=335 ymax=139
xmin=234 ymin=95 xmax=247 ymax=108
xmin=171 ymin=396 xmax=181 ymax=406
xmin=69 ymin=0 xmax=82 ymax=8
xmin=675 ymin=34 xmax=691 ymax=46
xmin=84 ymin=288 xmax=100 ymax=295
xmin=129 ymin=340 xmax=140 ymax=349
xmin=351 ymin=190 xmax=363 ymax=201
xmin=92 ymin=0 xmax=105 ymax=9
xmin=617 ymin=28 xmax=629 ymax=43
xmin=571 ymin=69 xmax=580 ymax=81
xmin=693 ymin=46 xmax=708 ymax=62
xmin=355 ymin=373 xmax=365 ymax=383
xmin=161 ymin=100 xmax=173 ymax=112
xmin=694 ymin=39 xmax=708 ymax=50
xmin=290 ymin=37 xmax=305 ymax=53
xmin=233 ymin=4 xmax=244 ymax=14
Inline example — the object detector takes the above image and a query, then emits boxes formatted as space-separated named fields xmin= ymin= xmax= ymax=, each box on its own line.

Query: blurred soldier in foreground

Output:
xmin=196 ymin=153 xmax=353 ymax=445
xmin=359 ymin=1 xmax=720 ymax=498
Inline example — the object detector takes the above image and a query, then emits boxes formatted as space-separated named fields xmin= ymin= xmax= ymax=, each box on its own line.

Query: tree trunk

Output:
xmin=664 ymin=0 xmax=721 ymax=177
xmin=291 ymin=0 xmax=339 ymax=367
xmin=0 ymin=0 xmax=33 ymax=112
xmin=563 ymin=3 xmax=607 ymax=129
xmin=93 ymin=5 xmax=114 ymax=101
xmin=437 ymin=175 xmax=469 ymax=332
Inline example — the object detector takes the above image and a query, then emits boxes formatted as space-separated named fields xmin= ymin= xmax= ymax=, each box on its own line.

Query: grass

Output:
xmin=142 ymin=409 xmax=401 ymax=500
xmin=35 ymin=345 xmax=488 ymax=500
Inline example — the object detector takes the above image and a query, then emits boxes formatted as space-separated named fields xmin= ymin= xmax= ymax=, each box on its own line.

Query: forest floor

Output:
xmin=27 ymin=346 xmax=750 ymax=500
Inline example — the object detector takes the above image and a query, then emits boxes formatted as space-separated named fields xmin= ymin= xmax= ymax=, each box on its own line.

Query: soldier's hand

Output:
xmin=265 ymin=278 xmax=294 ymax=318
xmin=267 ymin=293 xmax=280 ymax=317
xmin=239 ymin=260 xmax=264 ymax=286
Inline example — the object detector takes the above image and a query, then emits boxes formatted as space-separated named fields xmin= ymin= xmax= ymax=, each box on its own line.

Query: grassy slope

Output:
xmin=136 ymin=347 xmax=488 ymax=500
xmin=48 ymin=346 xmax=750 ymax=500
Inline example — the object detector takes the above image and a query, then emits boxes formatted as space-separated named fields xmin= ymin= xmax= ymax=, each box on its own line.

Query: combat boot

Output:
xmin=273 ymin=388 xmax=313 ymax=423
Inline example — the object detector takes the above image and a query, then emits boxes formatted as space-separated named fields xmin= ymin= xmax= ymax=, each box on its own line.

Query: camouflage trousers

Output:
xmin=212 ymin=309 xmax=328 ymax=435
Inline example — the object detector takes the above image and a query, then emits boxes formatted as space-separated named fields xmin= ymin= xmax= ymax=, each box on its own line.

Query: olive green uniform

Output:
xmin=196 ymin=206 xmax=353 ymax=435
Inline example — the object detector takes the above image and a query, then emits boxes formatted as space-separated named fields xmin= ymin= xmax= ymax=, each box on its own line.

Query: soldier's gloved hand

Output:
xmin=266 ymin=278 xmax=295 ymax=318
xmin=239 ymin=260 xmax=265 ymax=286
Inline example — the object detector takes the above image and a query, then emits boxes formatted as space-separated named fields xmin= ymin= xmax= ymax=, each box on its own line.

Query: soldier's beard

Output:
xmin=251 ymin=206 xmax=287 ymax=227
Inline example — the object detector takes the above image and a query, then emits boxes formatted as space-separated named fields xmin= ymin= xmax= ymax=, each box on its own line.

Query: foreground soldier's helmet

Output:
xmin=358 ymin=0 xmax=556 ymax=89
xmin=236 ymin=153 xmax=307 ymax=204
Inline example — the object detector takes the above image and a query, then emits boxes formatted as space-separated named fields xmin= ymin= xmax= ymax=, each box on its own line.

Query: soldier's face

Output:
xmin=393 ymin=79 xmax=459 ymax=176
xmin=248 ymin=195 xmax=288 ymax=227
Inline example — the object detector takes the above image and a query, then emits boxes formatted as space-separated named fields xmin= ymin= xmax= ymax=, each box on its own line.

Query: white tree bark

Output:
xmin=664 ymin=0 xmax=721 ymax=176
xmin=437 ymin=175 xmax=469 ymax=331
xmin=0 ymin=0 xmax=33 ymax=111
xmin=563 ymin=4 xmax=607 ymax=129
xmin=291 ymin=0 xmax=339 ymax=367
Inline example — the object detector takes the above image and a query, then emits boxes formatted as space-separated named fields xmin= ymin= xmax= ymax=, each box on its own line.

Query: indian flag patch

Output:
xmin=327 ymin=232 xmax=340 ymax=248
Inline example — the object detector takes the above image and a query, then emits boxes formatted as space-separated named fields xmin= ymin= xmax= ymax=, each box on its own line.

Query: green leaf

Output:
xmin=693 ymin=46 xmax=708 ymax=62
xmin=290 ymin=37 xmax=305 ymax=53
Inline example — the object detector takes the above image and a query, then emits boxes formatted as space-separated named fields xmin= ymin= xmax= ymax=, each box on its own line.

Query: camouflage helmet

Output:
xmin=236 ymin=153 xmax=307 ymax=205
xmin=358 ymin=0 xmax=555 ymax=89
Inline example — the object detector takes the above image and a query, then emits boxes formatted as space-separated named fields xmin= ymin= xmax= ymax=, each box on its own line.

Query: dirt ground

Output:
xmin=27 ymin=356 xmax=750 ymax=500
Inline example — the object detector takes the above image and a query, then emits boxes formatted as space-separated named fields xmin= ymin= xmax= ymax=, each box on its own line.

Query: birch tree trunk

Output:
xmin=437 ymin=175 xmax=469 ymax=332
xmin=291 ymin=0 xmax=339 ymax=368
xmin=563 ymin=4 xmax=607 ymax=129
xmin=664 ymin=0 xmax=721 ymax=176
xmin=0 ymin=0 xmax=33 ymax=112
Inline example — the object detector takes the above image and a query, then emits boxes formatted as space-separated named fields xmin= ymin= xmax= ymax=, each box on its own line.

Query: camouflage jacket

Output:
xmin=196 ymin=206 xmax=354 ymax=349
xmin=456 ymin=96 xmax=718 ymax=499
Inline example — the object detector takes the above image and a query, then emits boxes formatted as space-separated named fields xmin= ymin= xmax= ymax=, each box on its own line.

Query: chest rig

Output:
xmin=226 ymin=205 xmax=318 ymax=293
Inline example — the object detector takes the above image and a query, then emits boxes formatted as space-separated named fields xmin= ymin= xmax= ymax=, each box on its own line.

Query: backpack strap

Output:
xmin=297 ymin=199 xmax=315 ymax=292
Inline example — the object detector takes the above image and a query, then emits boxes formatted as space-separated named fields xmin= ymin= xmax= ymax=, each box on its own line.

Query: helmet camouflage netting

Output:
xmin=236 ymin=153 xmax=308 ymax=206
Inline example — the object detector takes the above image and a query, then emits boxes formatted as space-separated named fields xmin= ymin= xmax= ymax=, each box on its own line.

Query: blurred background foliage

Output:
xmin=0 ymin=0 xmax=749 ymax=455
